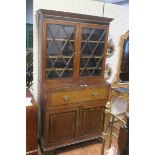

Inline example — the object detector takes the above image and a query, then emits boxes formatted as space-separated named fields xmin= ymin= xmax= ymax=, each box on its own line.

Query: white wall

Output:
xmin=33 ymin=0 xmax=129 ymax=100
xmin=104 ymin=3 xmax=129 ymax=83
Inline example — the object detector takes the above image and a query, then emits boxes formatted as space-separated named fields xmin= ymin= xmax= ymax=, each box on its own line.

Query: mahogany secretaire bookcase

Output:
xmin=36 ymin=9 xmax=113 ymax=155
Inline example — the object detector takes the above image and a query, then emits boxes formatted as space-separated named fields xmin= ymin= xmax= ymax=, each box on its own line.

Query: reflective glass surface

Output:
xmin=46 ymin=24 xmax=75 ymax=79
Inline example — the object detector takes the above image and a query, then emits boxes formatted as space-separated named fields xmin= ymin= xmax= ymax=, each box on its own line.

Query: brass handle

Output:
xmin=63 ymin=96 xmax=70 ymax=102
xmin=119 ymin=95 xmax=123 ymax=99
xmin=92 ymin=92 xmax=98 ymax=97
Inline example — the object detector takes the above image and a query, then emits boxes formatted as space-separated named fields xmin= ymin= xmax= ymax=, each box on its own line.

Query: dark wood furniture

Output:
xmin=36 ymin=9 xmax=113 ymax=155
xmin=118 ymin=112 xmax=129 ymax=155
xmin=118 ymin=127 xmax=129 ymax=155
xmin=26 ymin=88 xmax=38 ymax=155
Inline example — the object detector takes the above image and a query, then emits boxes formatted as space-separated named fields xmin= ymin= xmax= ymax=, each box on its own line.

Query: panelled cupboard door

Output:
xmin=43 ymin=20 xmax=79 ymax=81
xmin=79 ymin=103 xmax=105 ymax=137
xmin=48 ymin=107 xmax=79 ymax=144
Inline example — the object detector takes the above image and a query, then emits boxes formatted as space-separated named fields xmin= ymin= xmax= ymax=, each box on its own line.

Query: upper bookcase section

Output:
xmin=37 ymin=9 xmax=113 ymax=84
xmin=36 ymin=9 xmax=113 ymax=26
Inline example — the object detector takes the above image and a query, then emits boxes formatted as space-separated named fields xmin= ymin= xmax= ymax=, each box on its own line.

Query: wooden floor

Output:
xmin=38 ymin=126 xmax=119 ymax=155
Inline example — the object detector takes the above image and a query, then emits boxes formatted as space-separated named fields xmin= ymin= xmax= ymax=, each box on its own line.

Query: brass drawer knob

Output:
xmin=63 ymin=96 xmax=70 ymax=102
xmin=119 ymin=95 xmax=123 ymax=99
xmin=92 ymin=92 xmax=98 ymax=97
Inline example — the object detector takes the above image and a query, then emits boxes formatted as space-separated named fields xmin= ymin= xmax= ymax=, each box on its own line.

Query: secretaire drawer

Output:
xmin=49 ymin=87 xmax=108 ymax=106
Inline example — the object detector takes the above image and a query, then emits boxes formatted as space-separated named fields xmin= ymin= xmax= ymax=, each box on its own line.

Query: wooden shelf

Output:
xmin=46 ymin=38 xmax=104 ymax=43
xmin=80 ymin=67 xmax=102 ymax=70
xmin=47 ymin=55 xmax=102 ymax=59
xmin=46 ymin=67 xmax=102 ymax=71
xmin=47 ymin=55 xmax=72 ymax=59
xmin=81 ymin=40 xmax=104 ymax=43
xmin=81 ymin=55 xmax=102 ymax=59
xmin=46 ymin=68 xmax=73 ymax=71
xmin=47 ymin=38 xmax=75 ymax=42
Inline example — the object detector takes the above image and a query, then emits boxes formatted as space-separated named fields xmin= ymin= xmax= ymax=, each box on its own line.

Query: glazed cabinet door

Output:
xmin=48 ymin=107 xmax=79 ymax=145
xmin=42 ymin=20 xmax=79 ymax=81
xmin=79 ymin=102 xmax=105 ymax=138
xmin=79 ymin=24 xmax=109 ymax=78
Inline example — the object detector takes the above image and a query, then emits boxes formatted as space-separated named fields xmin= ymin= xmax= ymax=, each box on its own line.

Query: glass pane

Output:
xmin=81 ymin=42 xmax=92 ymax=55
xmin=62 ymin=41 xmax=74 ymax=56
xmin=80 ymin=27 xmax=106 ymax=77
xmin=46 ymin=71 xmax=59 ymax=79
xmin=46 ymin=24 xmax=75 ymax=79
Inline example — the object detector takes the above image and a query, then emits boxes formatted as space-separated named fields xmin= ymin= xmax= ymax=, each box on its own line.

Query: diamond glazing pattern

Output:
xmin=46 ymin=24 xmax=75 ymax=79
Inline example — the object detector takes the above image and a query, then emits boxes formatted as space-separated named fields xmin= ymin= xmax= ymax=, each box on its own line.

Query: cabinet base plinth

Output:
xmin=39 ymin=136 xmax=105 ymax=155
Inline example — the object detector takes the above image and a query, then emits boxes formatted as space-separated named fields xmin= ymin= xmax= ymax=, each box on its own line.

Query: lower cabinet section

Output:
xmin=39 ymin=102 xmax=106 ymax=154
xmin=39 ymin=84 xmax=110 ymax=155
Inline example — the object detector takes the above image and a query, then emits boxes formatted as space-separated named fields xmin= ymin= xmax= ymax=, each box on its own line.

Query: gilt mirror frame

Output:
xmin=112 ymin=31 xmax=129 ymax=88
